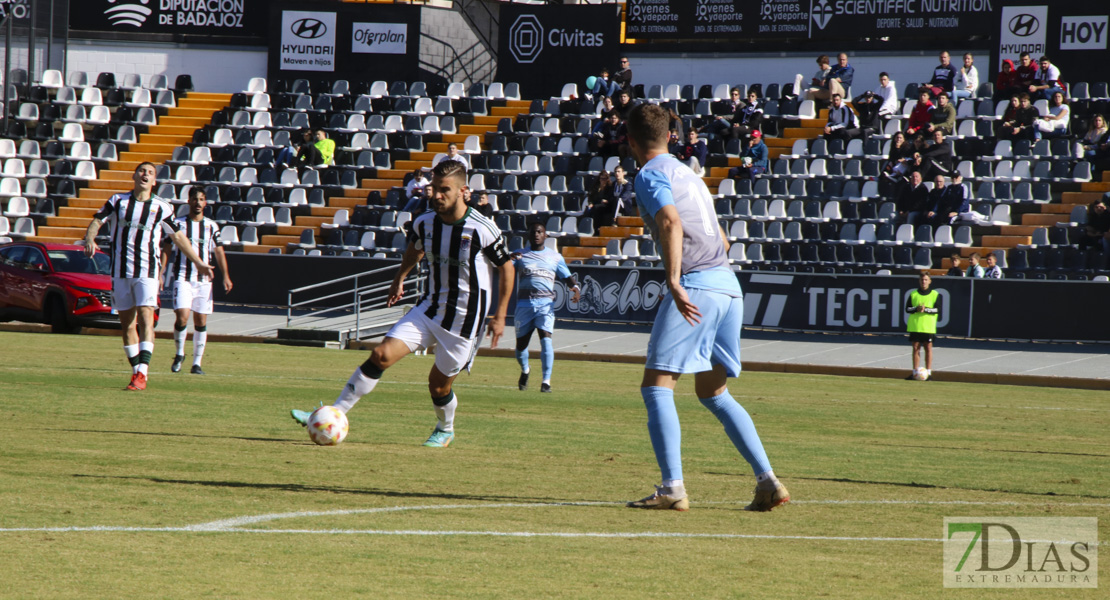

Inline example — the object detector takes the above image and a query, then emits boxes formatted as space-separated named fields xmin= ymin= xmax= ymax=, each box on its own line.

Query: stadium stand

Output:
xmin=1 ymin=68 xmax=1107 ymax=279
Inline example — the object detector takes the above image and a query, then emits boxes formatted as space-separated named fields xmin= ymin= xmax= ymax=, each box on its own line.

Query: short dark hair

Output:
xmin=135 ymin=161 xmax=156 ymax=174
xmin=950 ymin=253 xmax=961 ymax=260
xmin=1018 ymin=92 xmax=1030 ymax=101
xmin=1020 ymin=52 xmax=1031 ymax=59
xmin=432 ymin=157 xmax=467 ymax=183
xmin=188 ymin=187 xmax=206 ymax=201
xmin=879 ymin=71 xmax=889 ymax=78
xmin=626 ymin=102 xmax=670 ymax=150
xmin=937 ymin=92 xmax=949 ymax=100
xmin=528 ymin=221 xmax=545 ymax=232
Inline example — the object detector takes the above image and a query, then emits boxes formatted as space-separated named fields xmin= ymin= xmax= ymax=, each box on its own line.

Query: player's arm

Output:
xmin=158 ymin=242 xmax=171 ymax=291
xmin=655 ymin=204 xmax=701 ymax=326
xmin=387 ymin=240 xmax=425 ymax=306
xmin=214 ymin=246 xmax=233 ymax=293
xmin=169 ymin=229 xmax=214 ymax=279
xmin=556 ymin=257 xmax=580 ymax=303
xmin=905 ymin=295 xmax=920 ymax=313
xmin=83 ymin=199 xmax=116 ymax=257
xmin=487 ymin=259 xmax=515 ymax=349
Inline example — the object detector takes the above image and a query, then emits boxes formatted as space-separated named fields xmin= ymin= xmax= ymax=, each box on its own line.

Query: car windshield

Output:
xmin=47 ymin=250 xmax=110 ymax=275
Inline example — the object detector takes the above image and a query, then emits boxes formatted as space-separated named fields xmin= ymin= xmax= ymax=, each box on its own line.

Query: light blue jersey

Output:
xmin=512 ymin=247 xmax=572 ymax=307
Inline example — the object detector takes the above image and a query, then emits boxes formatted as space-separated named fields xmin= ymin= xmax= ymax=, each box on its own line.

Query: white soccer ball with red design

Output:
xmin=307 ymin=406 xmax=349 ymax=446
xmin=912 ymin=367 xmax=928 ymax=381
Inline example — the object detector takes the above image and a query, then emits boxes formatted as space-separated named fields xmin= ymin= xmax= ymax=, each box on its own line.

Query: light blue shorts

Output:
xmin=645 ymin=288 xmax=743 ymax=377
xmin=514 ymin=302 xmax=555 ymax=338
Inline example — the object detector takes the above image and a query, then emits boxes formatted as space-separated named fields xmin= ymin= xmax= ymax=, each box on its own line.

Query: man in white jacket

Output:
xmin=854 ymin=72 xmax=899 ymax=133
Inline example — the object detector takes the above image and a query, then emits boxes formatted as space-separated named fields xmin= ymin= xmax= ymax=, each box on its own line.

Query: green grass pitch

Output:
xmin=0 ymin=331 xmax=1106 ymax=598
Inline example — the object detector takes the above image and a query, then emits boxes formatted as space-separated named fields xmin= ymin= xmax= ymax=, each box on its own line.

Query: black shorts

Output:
xmin=909 ymin=332 xmax=935 ymax=344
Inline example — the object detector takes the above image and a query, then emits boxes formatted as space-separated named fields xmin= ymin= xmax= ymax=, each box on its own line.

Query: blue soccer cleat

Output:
xmin=290 ymin=409 xmax=312 ymax=427
xmin=423 ymin=428 xmax=455 ymax=447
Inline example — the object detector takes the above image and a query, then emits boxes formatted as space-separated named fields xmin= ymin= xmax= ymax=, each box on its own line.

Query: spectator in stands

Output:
xmin=996 ymin=94 xmax=1022 ymax=137
xmin=798 ymin=54 xmax=832 ymax=101
xmin=666 ymin=107 xmax=686 ymax=141
xmin=946 ymin=253 xmax=965 ymax=276
xmin=813 ymin=53 xmax=854 ymax=103
xmin=1030 ymin=56 xmax=1064 ymax=100
xmin=923 ymin=51 xmax=958 ymax=98
xmin=883 ymin=131 xmax=914 ymax=179
xmin=925 ymin=92 xmax=956 ymax=136
xmin=701 ymin=88 xmax=746 ymax=139
xmin=1033 ymin=91 xmax=1070 ymax=139
xmin=727 ymin=130 xmax=767 ymax=180
xmin=928 ymin=172 xmax=969 ymax=227
xmin=925 ymin=174 xmax=948 ymax=227
xmin=983 ymin=253 xmax=1003 ymax=279
xmin=1000 ymin=93 xmax=1038 ymax=141
xmin=404 ymin=184 xmax=432 ymax=214
xmin=1081 ymin=114 xmax=1110 ymax=160
xmin=313 ymin=129 xmax=335 ymax=166
xmin=896 ymin=169 xmax=929 ymax=226
xmin=967 ymin=252 xmax=985 ymax=278
xmin=672 ymin=129 xmax=708 ymax=175
xmin=824 ymin=93 xmax=865 ymax=142
xmin=613 ymin=56 xmax=633 ymax=95
xmin=294 ymin=128 xmax=321 ymax=167
xmin=734 ymin=91 xmax=764 ymax=146
xmin=589 ymin=68 xmax=620 ymax=99
xmin=596 ymin=111 xmax=628 ymax=158
xmin=469 ymin=190 xmax=494 ymax=218
xmin=923 ymin=130 xmax=953 ymax=178
xmin=952 ymin=53 xmax=979 ymax=100
xmin=613 ymin=90 xmax=635 ymax=120
xmin=854 ymin=72 xmax=898 ymax=133
xmin=612 ymin=165 xmax=633 ymax=218
xmin=1078 ymin=198 xmax=1110 ymax=254
xmin=905 ymin=89 xmax=934 ymax=137
xmin=585 ymin=170 xmax=617 ymax=227
xmin=994 ymin=59 xmax=1021 ymax=100
xmin=1015 ymin=53 xmax=1039 ymax=93
xmin=440 ymin=142 xmax=470 ymax=171
xmin=597 ymin=95 xmax=616 ymax=117
xmin=405 ymin=167 xmax=430 ymax=200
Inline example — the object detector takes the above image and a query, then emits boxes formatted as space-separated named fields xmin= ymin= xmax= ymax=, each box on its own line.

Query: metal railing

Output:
xmin=286 ymin=264 xmax=426 ymax=340
xmin=419 ymin=31 xmax=495 ymax=86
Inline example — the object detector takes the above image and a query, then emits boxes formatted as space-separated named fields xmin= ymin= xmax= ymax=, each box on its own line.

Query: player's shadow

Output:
xmin=869 ymin=442 xmax=1110 ymax=459
xmin=51 ymin=428 xmax=290 ymax=444
xmin=790 ymin=475 xmax=1110 ymax=500
xmin=72 ymin=474 xmax=576 ymax=504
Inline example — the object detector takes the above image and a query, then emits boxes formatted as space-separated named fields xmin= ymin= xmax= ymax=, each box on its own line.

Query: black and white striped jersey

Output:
xmin=93 ymin=193 xmax=179 ymax=279
xmin=167 ymin=216 xmax=221 ymax=282
xmin=409 ymin=208 xmax=510 ymax=339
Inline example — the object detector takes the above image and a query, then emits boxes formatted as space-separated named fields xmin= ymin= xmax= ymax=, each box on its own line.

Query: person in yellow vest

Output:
xmin=905 ymin=271 xmax=940 ymax=380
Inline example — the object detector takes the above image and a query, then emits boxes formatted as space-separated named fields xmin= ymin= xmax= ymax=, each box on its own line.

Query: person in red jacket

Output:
xmin=994 ymin=59 xmax=1021 ymax=100
xmin=905 ymin=89 xmax=933 ymax=137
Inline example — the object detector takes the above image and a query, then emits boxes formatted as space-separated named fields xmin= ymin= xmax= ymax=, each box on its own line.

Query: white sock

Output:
xmin=435 ymin=395 xmax=457 ymax=432
xmin=193 ymin=331 xmax=207 ymax=366
xmin=756 ymin=470 xmax=778 ymax=487
xmin=333 ymin=368 xmax=378 ymax=413
xmin=174 ymin=327 xmax=187 ymax=356
xmin=124 ymin=344 xmax=139 ymax=374
xmin=662 ymin=479 xmax=683 ymax=490
xmin=137 ymin=342 xmax=154 ymax=376
xmin=542 ymin=379 xmax=551 ymax=385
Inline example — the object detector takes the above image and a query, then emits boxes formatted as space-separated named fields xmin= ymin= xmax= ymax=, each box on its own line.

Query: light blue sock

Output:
xmin=540 ymin=337 xmax=554 ymax=382
xmin=699 ymin=391 xmax=772 ymax=476
xmin=642 ymin=386 xmax=682 ymax=482
xmin=515 ymin=349 xmax=529 ymax=373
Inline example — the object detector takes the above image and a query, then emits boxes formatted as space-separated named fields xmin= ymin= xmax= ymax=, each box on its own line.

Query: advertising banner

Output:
xmin=68 ymin=0 xmax=269 ymax=42
xmin=625 ymin=0 xmax=995 ymax=41
xmin=496 ymin=4 xmax=622 ymax=99
xmin=267 ymin=2 xmax=420 ymax=85
xmin=994 ymin=1 xmax=1110 ymax=85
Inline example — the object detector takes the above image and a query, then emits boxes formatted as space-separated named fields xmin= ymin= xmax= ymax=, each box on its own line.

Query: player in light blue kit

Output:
xmin=512 ymin=222 xmax=580 ymax=393
xmin=624 ymin=103 xmax=789 ymax=512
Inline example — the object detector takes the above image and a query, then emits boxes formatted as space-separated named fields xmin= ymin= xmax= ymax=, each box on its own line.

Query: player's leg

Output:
xmin=924 ymin=339 xmax=934 ymax=379
xmin=171 ymin=279 xmax=190 ymax=372
xmin=537 ymin=306 xmax=556 ymax=392
xmin=420 ymin=323 xmax=478 ymax=447
xmin=133 ymin=277 xmax=160 ymax=382
xmin=189 ymin=282 xmax=213 ymax=374
xmin=911 ymin=340 xmax=922 ymax=372
xmin=514 ymin=303 xmax=535 ymax=390
xmin=114 ymin=278 xmax=142 ymax=386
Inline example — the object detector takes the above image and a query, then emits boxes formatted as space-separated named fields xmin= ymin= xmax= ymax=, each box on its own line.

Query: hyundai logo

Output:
xmin=1008 ymin=14 xmax=1039 ymax=37
xmin=292 ymin=18 xmax=327 ymax=39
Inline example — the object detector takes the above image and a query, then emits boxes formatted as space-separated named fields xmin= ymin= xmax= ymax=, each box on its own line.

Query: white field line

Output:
xmin=1021 ymin=355 xmax=1100 ymax=374
xmin=1 ymin=501 xmax=1107 ymax=543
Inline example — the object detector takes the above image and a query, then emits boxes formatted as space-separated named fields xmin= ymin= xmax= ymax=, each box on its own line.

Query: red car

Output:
xmin=0 ymin=241 xmax=156 ymax=333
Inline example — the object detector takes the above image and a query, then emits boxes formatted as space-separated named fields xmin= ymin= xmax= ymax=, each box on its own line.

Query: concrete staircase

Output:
xmin=29 ymin=93 xmax=231 ymax=245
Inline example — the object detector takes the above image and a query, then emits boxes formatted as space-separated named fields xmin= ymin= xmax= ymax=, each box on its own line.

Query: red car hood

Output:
xmin=51 ymin=272 xmax=111 ymax=289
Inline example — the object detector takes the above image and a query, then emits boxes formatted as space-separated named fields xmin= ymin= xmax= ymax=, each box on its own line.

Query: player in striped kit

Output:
xmin=83 ymin=162 xmax=213 ymax=391
xmin=512 ymin=222 xmax=580 ymax=393
xmin=159 ymin=188 xmax=233 ymax=375
xmin=291 ymin=160 xmax=514 ymax=447
xmin=623 ymin=104 xmax=789 ymax=512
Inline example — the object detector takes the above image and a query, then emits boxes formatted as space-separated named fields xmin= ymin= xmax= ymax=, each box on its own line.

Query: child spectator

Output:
xmin=905 ymin=89 xmax=934 ymax=137
xmin=983 ymin=253 xmax=1004 ymax=279
xmin=967 ymin=252 xmax=985 ymax=278
xmin=946 ymin=253 xmax=964 ymax=276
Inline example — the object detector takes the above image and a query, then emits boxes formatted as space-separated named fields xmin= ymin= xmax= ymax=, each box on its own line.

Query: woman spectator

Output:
xmin=1080 ymin=114 xmax=1110 ymax=160
xmin=1033 ymin=91 xmax=1070 ymax=139
xmin=952 ymin=53 xmax=979 ymax=100
xmin=666 ymin=107 xmax=685 ymax=141
xmin=995 ymin=95 xmax=1021 ymax=138
xmin=585 ymin=170 xmax=617 ymax=228
xmin=882 ymin=132 xmax=915 ymax=179
xmin=994 ymin=59 xmax=1020 ymax=100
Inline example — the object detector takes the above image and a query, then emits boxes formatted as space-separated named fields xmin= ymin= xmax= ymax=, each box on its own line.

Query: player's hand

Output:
xmin=83 ymin=240 xmax=95 ymax=258
xmin=486 ymin=315 xmax=505 ymax=348
xmin=669 ymin=285 xmax=702 ymax=326
xmin=510 ymin=252 xmax=522 ymax=260
xmin=387 ymin=279 xmax=404 ymax=307
xmin=571 ymin=286 xmax=581 ymax=303
xmin=198 ymin=264 xmax=215 ymax=279
xmin=223 ymin=277 xmax=233 ymax=294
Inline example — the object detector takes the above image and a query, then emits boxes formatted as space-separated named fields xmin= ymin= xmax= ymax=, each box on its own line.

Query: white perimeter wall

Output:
xmin=628 ymin=51 xmax=988 ymax=99
xmin=64 ymin=41 xmax=267 ymax=93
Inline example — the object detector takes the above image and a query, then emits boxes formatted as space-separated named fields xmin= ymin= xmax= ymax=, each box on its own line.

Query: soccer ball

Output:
xmin=912 ymin=367 xmax=929 ymax=381
xmin=307 ymin=406 xmax=349 ymax=446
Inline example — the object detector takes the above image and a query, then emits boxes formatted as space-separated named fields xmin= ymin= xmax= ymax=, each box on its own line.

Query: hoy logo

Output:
xmin=1061 ymin=16 xmax=1108 ymax=50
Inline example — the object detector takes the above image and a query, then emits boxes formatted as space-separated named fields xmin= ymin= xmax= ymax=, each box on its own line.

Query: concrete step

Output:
xmin=360 ymin=179 xmax=404 ymax=190
xmin=38 ymin=226 xmax=87 ymax=238
xmin=1041 ymin=203 xmax=1081 ymax=214
xmin=1080 ymin=182 xmax=1110 ymax=192
xmin=616 ymin=216 xmax=643 ymax=227
xmin=981 ymin=235 xmax=1032 ymax=248
xmin=58 ymin=207 xmax=99 ymax=218
xmin=294 ymin=216 xmax=332 ymax=228
xmin=562 ymin=246 xmax=601 ymax=259
xmin=262 ymin=234 xmax=303 ymax=246
xmin=458 ymin=124 xmax=490 ymax=135
xmin=1062 ymin=191 xmax=1102 ymax=204
xmin=599 ymin=226 xmax=642 ymax=237
xmin=277 ymin=224 xmax=317 ymax=236
xmin=46 ymin=216 xmax=94 ymax=228
xmin=1021 ymin=213 xmax=1067 ymax=226
xmin=999 ymin=225 xmax=1039 ymax=236
xmin=310 ymin=206 xmax=344 ymax=217
xmin=578 ymin=237 xmax=617 ymax=247
xmin=783 ymin=127 xmax=824 ymax=138
xmin=136 ymin=134 xmax=192 ymax=146
xmin=76 ymin=190 xmax=116 ymax=200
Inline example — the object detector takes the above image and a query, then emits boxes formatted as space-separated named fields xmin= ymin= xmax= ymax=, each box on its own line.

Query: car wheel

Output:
xmin=47 ymin=296 xmax=79 ymax=334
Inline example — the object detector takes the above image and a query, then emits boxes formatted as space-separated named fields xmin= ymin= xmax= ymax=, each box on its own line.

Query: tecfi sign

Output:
xmin=1060 ymin=15 xmax=1108 ymax=50
xmin=351 ymin=22 xmax=407 ymax=54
